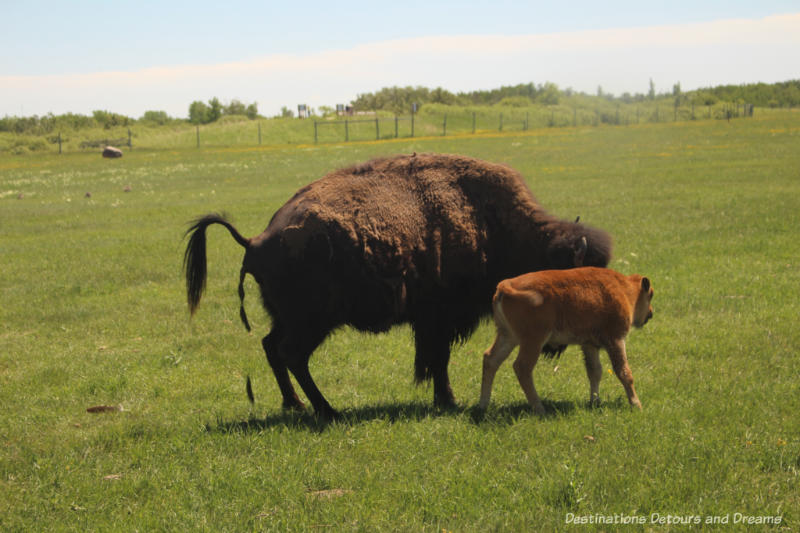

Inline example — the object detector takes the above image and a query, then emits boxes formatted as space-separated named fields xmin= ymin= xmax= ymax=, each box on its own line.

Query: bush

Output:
xmin=495 ymin=96 xmax=533 ymax=108
xmin=4 ymin=137 xmax=50 ymax=155
xmin=141 ymin=110 xmax=171 ymax=125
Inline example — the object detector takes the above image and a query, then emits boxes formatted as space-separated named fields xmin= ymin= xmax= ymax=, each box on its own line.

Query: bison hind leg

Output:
xmin=279 ymin=327 xmax=341 ymax=421
xmin=262 ymin=328 xmax=305 ymax=411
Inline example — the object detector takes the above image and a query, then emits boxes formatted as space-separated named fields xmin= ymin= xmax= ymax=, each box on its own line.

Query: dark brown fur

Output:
xmin=184 ymin=153 xmax=612 ymax=419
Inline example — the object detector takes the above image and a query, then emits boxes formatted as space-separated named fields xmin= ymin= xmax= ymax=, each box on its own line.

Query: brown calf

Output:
xmin=479 ymin=267 xmax=654 ymax=414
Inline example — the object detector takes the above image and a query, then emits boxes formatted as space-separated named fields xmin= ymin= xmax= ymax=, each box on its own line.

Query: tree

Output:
xmin=207 ymin=97 xmax=223 ymax=122
xmin=537 ymin=82 xmax=560 ymax=105
xmin=225 ymin=99 xmax=247 ymax=116
xmin=92 ymin=110 xmax=129 ymax=129
xmin=648 ymin=78 xmax=656 ymax=100
xmin=188 ymin=101 xmax=210 ymax=124
xmin=141 ymin=110 xmax=170 ymax=125
xmin=245 ymin=103 xmax=259 ymax=119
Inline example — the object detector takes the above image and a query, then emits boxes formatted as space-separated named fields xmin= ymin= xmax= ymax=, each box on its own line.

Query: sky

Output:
xmin=1 ymin=0 xmax=798 ymax=118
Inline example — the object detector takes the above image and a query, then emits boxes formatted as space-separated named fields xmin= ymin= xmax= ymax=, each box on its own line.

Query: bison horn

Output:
xmin=574 ymin=236 xmax=588 ymax=267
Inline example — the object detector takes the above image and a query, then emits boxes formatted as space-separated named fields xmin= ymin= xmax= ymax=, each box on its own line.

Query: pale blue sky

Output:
xmin=1 ymin=1 xmax=798 ymax=117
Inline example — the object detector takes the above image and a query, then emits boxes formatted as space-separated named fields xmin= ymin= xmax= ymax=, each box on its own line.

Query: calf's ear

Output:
xmin=641 ymin=277 xmax=651 ymax=292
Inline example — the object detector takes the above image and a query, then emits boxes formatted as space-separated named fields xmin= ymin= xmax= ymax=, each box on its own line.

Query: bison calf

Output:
xmin=479 ymin=267 xmax=654 ymax=413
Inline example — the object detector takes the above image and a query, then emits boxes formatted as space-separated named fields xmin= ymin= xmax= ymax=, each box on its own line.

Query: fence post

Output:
xmin=499 ymin=113 xmax=503 ymax=132
xmin=128 ymin=128 xmax=132 ymax=150
xmin=375 ymin=117 xmax=379 ymax=140
xmin=443 ymin=114 xmax=447 ymax=136
xmin=196 ymin=125 xmax=200 ymax=148
xmin=258 ymin=122 xmax=262 ymax=145
xmin=395 ymin=116 xmax=399 ymax=138
xmin=58 ymin=132 xmax=62 ymax=154
xmin=525 ymin=112 xmax=529 ymax=131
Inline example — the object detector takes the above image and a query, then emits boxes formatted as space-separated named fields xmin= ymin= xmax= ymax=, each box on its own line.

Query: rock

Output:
xmin=102 ymin=146 xmax=123 ymax=158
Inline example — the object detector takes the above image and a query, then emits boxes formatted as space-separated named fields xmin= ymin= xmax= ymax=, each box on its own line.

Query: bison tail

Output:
xmin=183 ymin=213 xmax=250 ymax=316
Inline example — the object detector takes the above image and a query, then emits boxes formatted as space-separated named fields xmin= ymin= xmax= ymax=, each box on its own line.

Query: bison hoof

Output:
xmin=434 ymin=396 xmax=458 ymax=411
xmin=282 ymin=397 xmax=306 ymax=411
xmin=317 ymin=406 xmax=342 ymax=422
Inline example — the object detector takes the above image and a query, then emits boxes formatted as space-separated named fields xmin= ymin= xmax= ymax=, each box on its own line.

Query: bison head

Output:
xmin=545 ymin=222 xmax=612 ymax=269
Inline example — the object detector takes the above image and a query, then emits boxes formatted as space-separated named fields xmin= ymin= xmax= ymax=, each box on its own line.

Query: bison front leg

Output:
xmin=262 ymin=329 xmax=305 ymax=411
xmin=605 ymin=339 xmax=642 ymax=410
xmin=413 ymin=327 xmax=457 ymax=409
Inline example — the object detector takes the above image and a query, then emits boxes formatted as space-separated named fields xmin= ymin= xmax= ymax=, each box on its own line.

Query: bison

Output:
xmin=184 ymin=153 xmax=612 ymax=420
xmin=479 ymin=267 xmax=653 ymax=413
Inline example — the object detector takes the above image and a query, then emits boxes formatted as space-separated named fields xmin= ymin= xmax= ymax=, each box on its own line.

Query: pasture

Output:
xmin=1 ymin=113 xmax=798 ymax=531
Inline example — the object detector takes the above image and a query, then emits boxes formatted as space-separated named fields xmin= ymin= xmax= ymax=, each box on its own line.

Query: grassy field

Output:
xmin=1 ymin=112 xmax=798 ymax=531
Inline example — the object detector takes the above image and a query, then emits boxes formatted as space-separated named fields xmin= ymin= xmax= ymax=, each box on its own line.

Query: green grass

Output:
xmin=1 ymin=113 xmax=798 ymax=531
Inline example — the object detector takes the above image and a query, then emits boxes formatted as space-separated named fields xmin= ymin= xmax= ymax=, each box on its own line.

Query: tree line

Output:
xmin=2 ymin=80 xmax=798 ymax=136
xmin=0 ymin=98 xmax=261 ymax=135
xmin=349 ymin=83 xmax=562 ymax=114
xmin=351 ymin=80 xmax=800 ymax=113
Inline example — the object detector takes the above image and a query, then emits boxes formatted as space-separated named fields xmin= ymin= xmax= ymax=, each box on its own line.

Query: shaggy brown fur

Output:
xmin=479 ymin=267 xmax=653 ymax=414
xmin=185 ymin=153 xmax=613 ymax=419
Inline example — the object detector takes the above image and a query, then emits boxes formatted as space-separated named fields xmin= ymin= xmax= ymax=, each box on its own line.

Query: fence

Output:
xmin=313 ymin=116 xmax=415 ymax=143
xmin=312 ymin=103 xmax=756 ymax=144
xmin=2 ymin=103 xmax=760 ymax=155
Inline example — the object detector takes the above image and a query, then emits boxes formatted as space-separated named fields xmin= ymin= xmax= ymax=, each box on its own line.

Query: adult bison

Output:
xmin=184 ymin=153 xmax=612 ymax=419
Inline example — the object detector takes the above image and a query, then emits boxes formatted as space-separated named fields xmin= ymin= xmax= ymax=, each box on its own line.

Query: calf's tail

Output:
xmin=183 ymin=213 xmax=252 ymax=330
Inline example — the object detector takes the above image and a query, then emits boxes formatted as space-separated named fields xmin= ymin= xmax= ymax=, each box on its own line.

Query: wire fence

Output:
xmin=1 ymin=103 xmax=759 ymax=155
xmin=313 ymin=103 xmax=756 ymax=144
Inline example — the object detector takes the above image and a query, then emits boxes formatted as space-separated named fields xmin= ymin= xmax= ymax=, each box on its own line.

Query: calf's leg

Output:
xmin=581 ymin=344 xmax=603 ymax=407
xmin=479 ymin=330 xmax=517 ymax=409
xmin=513 ymin=341 xmax=547 ymax=416
xmin=605 ymin=339 xmax=642 ymax=409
